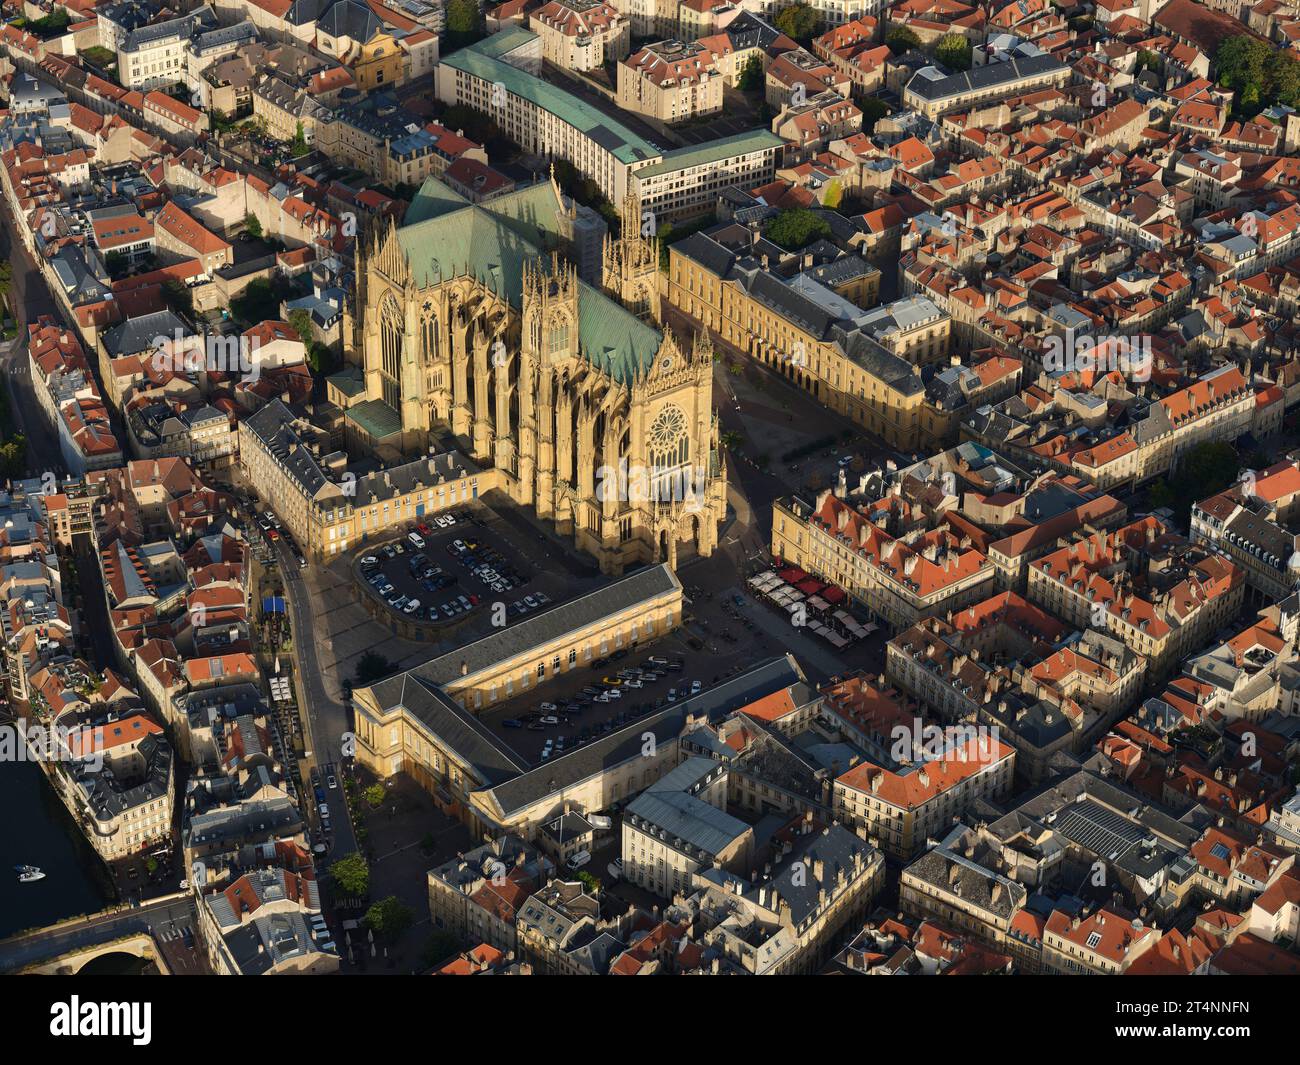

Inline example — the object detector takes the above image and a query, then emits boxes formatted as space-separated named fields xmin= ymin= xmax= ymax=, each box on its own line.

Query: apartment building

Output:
xmin=48 ymin=710 xmax=176 ymax=862
xmin=25 ymin=318 xmax=123 ymax=475
xmin=622 ymin=758 xmax=753 ymax=896
xmin=885 ymin=594 xmax=1143 ymax=782
xmin=617 ymin=40 xmax=724 ymax=125
xmin=113 ymin=8 xmax=216 ymax=90
xmin=153 ymin=200 xmax=232 ymax=274
xmin=437 ymin=28 xmax=780 ymax=217
xmin=1026 ymin=516 xmax=1245 ymax=678
xmin=833 ymin=732 xmax=1016 ymax=859
xmin=238 ymin=400 xmax=500 ymax=561
xmin=1042 ymin=906 xmax=1159 ymax=974
xmin=903 ymin=54 xmax=1070 ymax=119
xmin=436 ymin=27 xmax=659 ymax=206
xmin=531 ymin=0 xmax=630 ymax=72
xmin=631 ymin=130 xmax=785 ymax=222
xmin=316 ymin=94 xmax=488 ymax=189
xmin=428 ymin=836 xmax=555 ymax=954
xmin=772 ymin=489 xmax=996 ymax=631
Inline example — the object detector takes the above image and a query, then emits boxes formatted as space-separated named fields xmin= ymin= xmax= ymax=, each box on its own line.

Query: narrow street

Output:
xmin=274 ymin=538 xmax=359 ymax=859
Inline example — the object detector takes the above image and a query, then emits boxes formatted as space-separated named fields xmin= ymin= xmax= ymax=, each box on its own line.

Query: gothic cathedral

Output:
xmin=343 ymin=176 xmax=726 ymax=574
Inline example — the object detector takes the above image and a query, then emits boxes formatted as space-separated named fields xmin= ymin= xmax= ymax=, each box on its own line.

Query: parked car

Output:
xmin=407 ymin=531 xmax=425 ymax=549
xmin=606 ymin=857 xmax=624 ymax=880
xmin=566 ymin=850 xmax=592 ymax=871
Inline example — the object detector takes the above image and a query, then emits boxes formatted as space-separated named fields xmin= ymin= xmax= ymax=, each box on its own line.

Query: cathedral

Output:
xmin=340 ymin=174 xmax=726 ymax=574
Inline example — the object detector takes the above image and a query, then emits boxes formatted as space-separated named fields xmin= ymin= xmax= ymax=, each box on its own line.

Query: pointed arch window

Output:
xmin=548 ymin=316 xmax=570 ymax=356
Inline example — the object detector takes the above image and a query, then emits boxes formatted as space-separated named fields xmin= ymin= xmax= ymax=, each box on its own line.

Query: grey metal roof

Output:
xmin=366 ymin=673 xmax=528 ymax=787
xmin=103 ymin=310 xmax=186 ymax=359
xmin=905 ymin=54 xmax=1066 ymax=103
xmin=626 ymin=790 xmax=749 ymax=858
xmin=411 ymin=564 xmax=681 ymax=686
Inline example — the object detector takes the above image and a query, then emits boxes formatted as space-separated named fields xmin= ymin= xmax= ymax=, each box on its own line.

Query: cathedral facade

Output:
xmin=343 ymin=177 xmax=726 ymax=574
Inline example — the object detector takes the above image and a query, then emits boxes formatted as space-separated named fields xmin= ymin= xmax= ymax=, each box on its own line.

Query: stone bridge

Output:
xmin=0 ymin=894 xmax=195 ymax=974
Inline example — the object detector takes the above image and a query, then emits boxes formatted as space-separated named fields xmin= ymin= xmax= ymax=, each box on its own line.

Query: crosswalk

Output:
xmin=156 ymin=925 xmax=194 ymax=944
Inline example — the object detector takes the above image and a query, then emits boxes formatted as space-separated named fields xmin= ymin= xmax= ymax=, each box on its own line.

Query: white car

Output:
xmin=407 ymin=531 xmax=425 ymax=549
xmin=690 ymin=680 xmax=702 ymax=694
xmin=403 ymin=599 xmax=421 ymax=614
xmin=541 ymin=740 xmax=554 ymax=760
xmin=444 ymin=513 xmax=457 ymax=526
xmin=566 ymin=850 xmax=592 ymax=870
xmin=606 ymin=857 xmax=624 ymax=881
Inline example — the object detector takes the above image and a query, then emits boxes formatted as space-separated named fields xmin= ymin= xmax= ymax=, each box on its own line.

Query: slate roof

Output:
xmin=410 ymin=564 xmax=681 ymax=685
xmin=906 ymin=54 xmax=1067 ymax=103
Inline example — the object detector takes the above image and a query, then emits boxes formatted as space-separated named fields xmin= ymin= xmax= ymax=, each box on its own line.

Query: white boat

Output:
xmin=16 ymin=865 xmax=45 ymax=883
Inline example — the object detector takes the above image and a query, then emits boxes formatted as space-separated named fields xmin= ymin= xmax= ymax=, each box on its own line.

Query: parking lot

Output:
xmin=474 ymin=628 xmax=762 ymax=766
xmin=356 ymin=509 xmax=578 ymax=630
xmin=356 ymin=507 xmax=564 ymax=624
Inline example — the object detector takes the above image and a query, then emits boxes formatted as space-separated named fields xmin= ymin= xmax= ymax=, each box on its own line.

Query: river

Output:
xmin=0 ymin=757 xmax=116 ymax=939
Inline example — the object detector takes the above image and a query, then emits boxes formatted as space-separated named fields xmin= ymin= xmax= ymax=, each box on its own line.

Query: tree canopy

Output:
xmin=331 ymin=852 xmax=370 ymax=897
xmin=766 ymin=208 xmax=833 ymax=251
xmin=1215 ymin=35 xmax=1300 ymax=116
xmin=444 ymin=0 xmax=484 ymax=52
xmin=355 ymin=651 xmax=393 ymax=687
xmin=738 ymin=53 xmax=764 ymax=93
xmin=364 ymin=896 xmax=414 ymax=942
xmin=935 ymin=33 xmax=972 ymax=72
xmin=1146 ymin=441 xmax=1241 ymax=520
xmin=886 ymin=26 xmax=921 ymax=54
xmin=860 ymin=97 xmax=890 ymax=133
xmin=774 ymin=3 xmax=820 ymax=44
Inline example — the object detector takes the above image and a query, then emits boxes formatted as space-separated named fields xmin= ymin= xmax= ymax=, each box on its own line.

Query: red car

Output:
xmin=417 ymin=522 xmax=432 ymax=536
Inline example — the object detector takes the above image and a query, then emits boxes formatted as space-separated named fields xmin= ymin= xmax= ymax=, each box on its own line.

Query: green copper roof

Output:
xmin=347 ymin=398 xmax=403 ymax=440
xmin=632 ymin=130 xmax=786 ymax=180
xmin=440 ymin=32 xmax=662 ymax=167
xmin=403 ymin=180 xmax=470 ymax=225
xmin=396 ymin=178 xmax=662 ymax=386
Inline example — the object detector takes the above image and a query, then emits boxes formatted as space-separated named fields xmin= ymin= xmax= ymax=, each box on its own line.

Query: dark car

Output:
xmin=502 ymin=718 xmax=524 ymax=729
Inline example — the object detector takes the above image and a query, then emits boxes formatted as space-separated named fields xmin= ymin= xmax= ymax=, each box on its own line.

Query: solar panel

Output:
xmin=1055 ymin=799 xmax=1145 ymax=861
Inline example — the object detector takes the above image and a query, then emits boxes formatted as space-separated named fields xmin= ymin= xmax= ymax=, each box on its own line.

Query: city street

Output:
xmin=275 ymin=536 xmax=361 ymax=859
